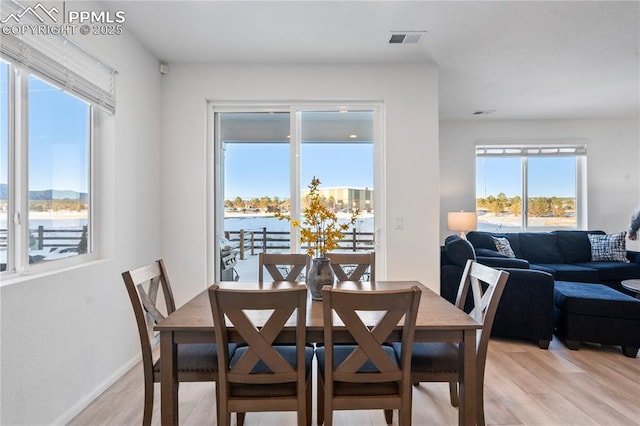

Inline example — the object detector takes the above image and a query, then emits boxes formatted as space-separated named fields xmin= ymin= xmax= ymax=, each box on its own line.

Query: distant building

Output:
xmin=302 ymin=187 xmax=373 ymax=213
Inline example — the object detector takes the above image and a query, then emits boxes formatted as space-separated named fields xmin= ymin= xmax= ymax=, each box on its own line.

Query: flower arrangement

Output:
xmin=275 ymin=176 xmax=359 ymax=258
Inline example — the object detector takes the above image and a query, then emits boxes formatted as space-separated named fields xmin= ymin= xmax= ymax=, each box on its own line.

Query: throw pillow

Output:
xmin=588 ymin=232 xmax=629 ymax=262
xmin=492 ymin=236 xmax=515 ymax=258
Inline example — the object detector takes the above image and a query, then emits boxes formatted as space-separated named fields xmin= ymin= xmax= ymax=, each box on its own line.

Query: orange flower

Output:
xmin=275 ymin=176 xmax=359 ymax=257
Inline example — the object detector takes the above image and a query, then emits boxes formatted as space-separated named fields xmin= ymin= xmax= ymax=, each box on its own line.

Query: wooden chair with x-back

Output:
xmin=208 ymin=285 xmax=313 ymax=426
xmin=258 ymin=252 xmax=310 ymax=283
xmin=393 ymin=259 xmax=509 ymax=426
xmin=122 ymin=259 xmax=224 ymax=426
xmin=327 ymin=252 xmax=375 ymax=282
xmin=317 ymin=285 xmax=421 ymax=426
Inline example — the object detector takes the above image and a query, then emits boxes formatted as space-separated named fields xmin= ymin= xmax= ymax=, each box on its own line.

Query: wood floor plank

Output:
xmin=69 ymin=337 xmax=640 ymax=426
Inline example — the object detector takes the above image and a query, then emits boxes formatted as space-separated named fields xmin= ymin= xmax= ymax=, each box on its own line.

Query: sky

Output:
xmin=476 ymin=156 xmax=577 ymax=199
xmin=1 ymin=62 xmax=89 ymax=194
xmin=224 ymin=142 xmax=374 ymax=200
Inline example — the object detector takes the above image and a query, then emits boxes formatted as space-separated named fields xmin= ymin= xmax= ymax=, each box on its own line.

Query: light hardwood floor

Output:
xmin=69 ymin=338 xmax=640 ymax=425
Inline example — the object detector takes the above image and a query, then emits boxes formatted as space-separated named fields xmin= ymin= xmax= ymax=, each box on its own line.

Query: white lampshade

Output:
xmin=447 ymin=211 xmax=477 ymax=238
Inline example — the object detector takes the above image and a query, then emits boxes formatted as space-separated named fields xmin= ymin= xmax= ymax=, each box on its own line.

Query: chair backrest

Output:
xmin=122 ymin=260 xmax=176 ymax=376
xmin=327 ymin=252 xmax=375 ymax=282
xmin=208 ymin=285 xmax=308 ymax=388
xmin=454 ymin=259 xmax=509 ymax=368
xmin=258 ymin=252 xmax=310 ymax=282
xmin=322 ymin=285 xmax=421 ymax=384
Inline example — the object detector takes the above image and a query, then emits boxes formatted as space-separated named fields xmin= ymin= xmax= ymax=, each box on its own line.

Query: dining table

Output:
xmin=154 ymin=280 xmax=482 ymax=425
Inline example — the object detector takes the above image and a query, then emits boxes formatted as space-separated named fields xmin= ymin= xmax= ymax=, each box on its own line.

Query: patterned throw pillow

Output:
xmin=492 ymin=236 xmax=515 ymax=258
xmin=588 ymin=232 xmax=629 ymax=262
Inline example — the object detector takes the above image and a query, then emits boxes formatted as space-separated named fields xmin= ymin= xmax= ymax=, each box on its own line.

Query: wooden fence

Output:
xmin=0 ymin=225 xmax=87 ymax=251
xmin=224 ymin=227 xmax=374 ymax=259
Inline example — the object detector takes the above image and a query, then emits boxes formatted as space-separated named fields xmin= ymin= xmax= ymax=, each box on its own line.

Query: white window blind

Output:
xmin=0 ymin=1 xmax=116 ymax=113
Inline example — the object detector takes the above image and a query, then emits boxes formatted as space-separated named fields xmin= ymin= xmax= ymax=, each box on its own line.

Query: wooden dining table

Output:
xmin=154 ymin=280 xmax=482 ymax=425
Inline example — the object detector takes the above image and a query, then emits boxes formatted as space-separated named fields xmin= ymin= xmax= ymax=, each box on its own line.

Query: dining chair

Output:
xmin=258 ymin=252 xmax=310 ymax=282
xmin=208 ymin=285 xmax=313 ymax=426
xmin=317 ymin=285 xmax=421 ymax=426
xmin=327 ymin=252 xmax=375 ymax=282
xmin=394 ymin=259 xmax=509 ymax=426
xmin=122 ymin=259 xmax=225 ymax=426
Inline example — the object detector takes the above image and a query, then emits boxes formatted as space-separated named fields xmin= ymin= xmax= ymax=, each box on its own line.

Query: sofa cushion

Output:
xmin=536 ymin=263 xmax=600 ymax=282
xmin=467 ymin=232 xmax=521 ymax=257
xmin=474 ymin=248 xmax=509 ymax=258
xmin=573 ymin=261 xmax=640 ymax=282
xmin=529 ymin=264 xmax=557 ymax=277
xmin=518 ymin=233 xmax=564 ymax=264
xmin=445 ymin=238 xmax=476 ymax=267
xmin=588 ymin=232 xmax=629 ymax=262
xmin=492 ymin=236 xmax=515 ymax=257
xmin=478 ymin=256 xmax=530 ymax=269
xmin=554 ymin=230 xmax=605 ymax=263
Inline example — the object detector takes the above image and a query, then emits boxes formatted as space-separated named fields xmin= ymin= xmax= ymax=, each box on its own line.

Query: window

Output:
xmin=476 ymin=144 xmax=586 ymax=231
xmin=1 ymin=60 xmax=93 ymax=274
xmin=214 ymin=105 xmax=379 ymax=282
xmin=0 ymin=25 xmax=115 ymax=276
xmin=1 ymin=62 xmax=8 ymax=271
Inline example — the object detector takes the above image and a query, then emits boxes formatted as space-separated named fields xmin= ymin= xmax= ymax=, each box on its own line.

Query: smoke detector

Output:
xmin=388 ymin=31 xmax=426 ymax=44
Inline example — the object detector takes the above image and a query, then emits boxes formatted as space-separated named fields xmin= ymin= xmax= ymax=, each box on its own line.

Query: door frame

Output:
xmin=206 ymin=101 xmax=386 ymax=284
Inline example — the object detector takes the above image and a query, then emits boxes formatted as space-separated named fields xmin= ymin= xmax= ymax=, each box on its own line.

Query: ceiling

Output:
xmin=105 ymin=0 xmax=640 ymax=120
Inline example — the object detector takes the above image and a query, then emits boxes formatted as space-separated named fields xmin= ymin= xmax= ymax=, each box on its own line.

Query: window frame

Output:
xmin=207 ymin=102 xmax=385 ymax=284
xmin=1 ymin=60 xmax=96 ymax=278
xmin=475 ymin=143 xmax=587 ymax=232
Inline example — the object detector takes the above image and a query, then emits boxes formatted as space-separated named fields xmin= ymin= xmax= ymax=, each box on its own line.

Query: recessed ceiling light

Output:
xmin=349 ymin=134 xmax=358 ymax=139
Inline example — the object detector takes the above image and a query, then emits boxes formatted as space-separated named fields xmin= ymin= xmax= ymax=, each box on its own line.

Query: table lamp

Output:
xmin=447 ymin=211 xmax=477 ymax=239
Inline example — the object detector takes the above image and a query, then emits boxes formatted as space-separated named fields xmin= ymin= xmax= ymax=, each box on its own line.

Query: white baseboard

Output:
xmin=51 ymin=354 xmax=141 ymax=425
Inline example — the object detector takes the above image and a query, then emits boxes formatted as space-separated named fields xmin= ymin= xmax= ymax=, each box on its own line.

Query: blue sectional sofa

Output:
xmin=465 ymin=230 xmax=640 ymax=294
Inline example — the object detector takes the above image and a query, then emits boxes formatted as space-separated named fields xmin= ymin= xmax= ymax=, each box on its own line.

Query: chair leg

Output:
xmin=305 ymin=375 xmax=312 ymax=426
xmin=218 ymin=408 xmax=230 ymax=426
xmin=478 ymin=406 xmax=486 ymax=426
xmin=384 ymin=409 xmax=393 ymax=424
xmin=448 ymin=382 xmax=459 ymax=407
xmin=142 ymin=379 xmax=153 ymax=426
xmin=237 ymin=412 xmax=246 ymax=426
xmin=323 ymin=376 xmax=332 ymax=426
xmin=317 ymin=374 xmax=324 ymax=426
xmin=478 ymin=379 xmax=487 ymax=426
xmin=214 ymin=382 xmax=221 ymax=426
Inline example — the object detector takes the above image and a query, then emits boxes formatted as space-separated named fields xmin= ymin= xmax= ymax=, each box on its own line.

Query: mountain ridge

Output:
xmin=0 ymin=184 xmax=88 ymax=201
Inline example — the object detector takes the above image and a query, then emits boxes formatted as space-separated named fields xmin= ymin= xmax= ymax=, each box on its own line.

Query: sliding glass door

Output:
xmin=213 ymin=105 xmax=378 ymax=282
xmin=299 ymin=110 xmax=374 ymax=254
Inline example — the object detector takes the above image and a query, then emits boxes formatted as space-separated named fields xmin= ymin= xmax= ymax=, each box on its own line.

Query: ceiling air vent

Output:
xmin=388 ymin=31 xmax=426 ymax=44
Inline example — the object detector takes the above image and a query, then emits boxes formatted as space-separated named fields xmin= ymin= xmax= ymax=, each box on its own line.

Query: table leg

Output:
xmin=459 ymin=329 xmax=477 ymax=426
xmin=160 ymin=331 xmax=179 ymax=425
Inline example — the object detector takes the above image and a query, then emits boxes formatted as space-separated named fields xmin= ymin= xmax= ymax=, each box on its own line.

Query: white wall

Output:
xmin=439 ymin=119 xmax=640 ymax=251
xmin=160 ymin=63 xmax=440 ymax=305
xmin=0 ymin=13 xmax=163 ymax=425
